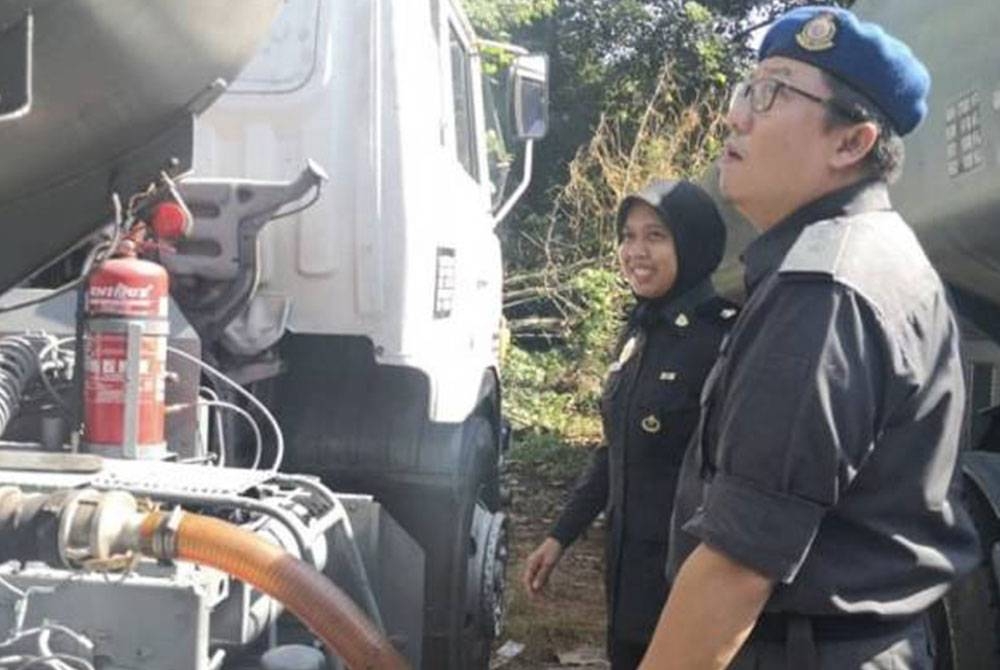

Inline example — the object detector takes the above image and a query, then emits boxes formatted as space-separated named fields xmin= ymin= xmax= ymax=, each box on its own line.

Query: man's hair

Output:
xmin=822 ymin=72 xmax=905 ymax=184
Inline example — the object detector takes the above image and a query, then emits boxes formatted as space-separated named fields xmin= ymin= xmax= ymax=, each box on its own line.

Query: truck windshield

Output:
xmin=230 ymin=0 xmax=321 ymax=94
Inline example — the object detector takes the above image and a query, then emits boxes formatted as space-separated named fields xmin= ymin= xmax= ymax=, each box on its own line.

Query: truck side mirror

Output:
xmin=510 ymin=53 xmax=549 ymax=141
xmin=0 ymin=13 xmax=32 ymax=122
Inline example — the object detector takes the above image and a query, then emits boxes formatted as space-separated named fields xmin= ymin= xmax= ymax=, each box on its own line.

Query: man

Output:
xmin=639 ymin=6 xmax=980 ymax=670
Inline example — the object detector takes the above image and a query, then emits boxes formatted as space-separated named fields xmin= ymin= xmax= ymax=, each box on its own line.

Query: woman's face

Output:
xmin=618 ymin=201 xmax=679 ymax=299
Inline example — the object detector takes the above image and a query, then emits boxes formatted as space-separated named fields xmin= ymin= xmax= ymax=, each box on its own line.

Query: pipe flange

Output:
xmin=149 ymin=506 xmax=185 ymax=560
xmin=56 ymin=488 xmax=97 ymax=567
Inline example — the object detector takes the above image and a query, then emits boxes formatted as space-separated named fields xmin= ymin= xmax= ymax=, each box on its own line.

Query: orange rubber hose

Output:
xmin=139 ymin=511 xmax=409 ymax=670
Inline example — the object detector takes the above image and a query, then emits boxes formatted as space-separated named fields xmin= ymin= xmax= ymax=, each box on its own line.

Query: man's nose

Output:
xmin=725 ymin=98 xmax=752 ymax=135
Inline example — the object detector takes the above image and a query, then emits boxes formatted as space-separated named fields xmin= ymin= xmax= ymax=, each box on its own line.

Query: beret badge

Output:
xmin=796 ymin=12 xmax=837 ymax=51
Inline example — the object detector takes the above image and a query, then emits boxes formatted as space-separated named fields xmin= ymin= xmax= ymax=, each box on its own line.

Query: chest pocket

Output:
xmin=631 ymin=368 xmax=701 ymax=468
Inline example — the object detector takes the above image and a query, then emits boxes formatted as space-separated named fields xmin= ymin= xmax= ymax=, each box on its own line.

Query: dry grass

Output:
xmin=545 ymin=66 xmax=729 ymax=266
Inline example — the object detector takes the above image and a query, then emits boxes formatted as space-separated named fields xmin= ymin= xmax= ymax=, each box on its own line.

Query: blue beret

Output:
xmin=759 ymin=6 xmax=930 ymax=135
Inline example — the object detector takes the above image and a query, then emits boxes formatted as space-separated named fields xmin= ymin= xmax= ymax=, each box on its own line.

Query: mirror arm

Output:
xmin=492 ymin=139 xmax=534 ymax=226
xmin=476 ymin=39 xmax=528 ymax=57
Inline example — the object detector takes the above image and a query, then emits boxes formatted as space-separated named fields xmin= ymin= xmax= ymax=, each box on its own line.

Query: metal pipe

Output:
xmin=492 ymin=139 xmax=534 ymax=225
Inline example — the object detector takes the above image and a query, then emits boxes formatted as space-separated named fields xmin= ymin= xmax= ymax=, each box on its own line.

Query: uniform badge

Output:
xmin=641 ymin=414 xmax=661 ymax=434
xmin=609 ymin=335 xmax=638 ymax=373
xmin=674 ymin=313 xmax=689 ymax=328
xmin=659 ymin=371 xmax=678 ymax=382
xmin=796 ymin=13 xmax=837 ymax=52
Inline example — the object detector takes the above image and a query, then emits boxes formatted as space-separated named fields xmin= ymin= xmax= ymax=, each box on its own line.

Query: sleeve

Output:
xmin=549 ymin=444 xmax=610 ymax=547
xmin=683 ymin=280 xmax=886 ymax=582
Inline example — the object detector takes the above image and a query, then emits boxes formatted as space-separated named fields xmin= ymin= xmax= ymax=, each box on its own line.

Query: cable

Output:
xmin=0 ymin=575 xmax=25 ymax=599
xmin=198 ymin=386 xmax=226 ymax=467
xmin=35 ymin=336 xmax=75 ymax=414
xmin=12 ymin=655 xmax=95 ymax=670
xmin=0 ymin=622 xmax=94 ymax=670
xmin=167 ymin=347 xmax=284 ymax=472
xmin=197 ymin=399 xmax=263 ymax=471
xmin=0 ymin=194 xmax=126 ymax=316
xmin=36 ymin=337 xmax=75 ymax=369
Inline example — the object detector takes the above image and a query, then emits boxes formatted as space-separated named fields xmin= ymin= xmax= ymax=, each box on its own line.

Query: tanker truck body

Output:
xmin=851 ymin=3 xmax=1000 ymax=668
xmin=0 ymin=1 xmax=547 ymax=668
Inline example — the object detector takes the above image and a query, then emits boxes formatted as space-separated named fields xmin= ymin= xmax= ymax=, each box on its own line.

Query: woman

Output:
xmin=521 ymin=180 xmax=736 ymax=669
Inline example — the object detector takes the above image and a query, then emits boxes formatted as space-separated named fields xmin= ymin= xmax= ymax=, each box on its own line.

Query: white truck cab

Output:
xmin=184 ymin=0 xmax=548 ymax=666
xmin=193 ymin=0 xmax=539 ymax=423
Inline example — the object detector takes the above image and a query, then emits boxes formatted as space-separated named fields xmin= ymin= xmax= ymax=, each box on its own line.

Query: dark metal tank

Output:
xmin=714 ymin=1 xmax=1000 ymax=314
xmin=852 ymin=0 xmax=1000 ymax=311
xmin=0 ymin=0 xmax=281 ymax=293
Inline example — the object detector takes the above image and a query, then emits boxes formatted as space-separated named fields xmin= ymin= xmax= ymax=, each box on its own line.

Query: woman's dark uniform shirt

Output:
xmin=550 ymin=281 xmax=737 ymax=642
xmin=667 ymin=180 xmax=979 ymax=621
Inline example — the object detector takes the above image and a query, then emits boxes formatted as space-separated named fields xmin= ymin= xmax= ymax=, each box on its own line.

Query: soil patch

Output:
xmin=493 ymin=439 xmax=608 ymax=668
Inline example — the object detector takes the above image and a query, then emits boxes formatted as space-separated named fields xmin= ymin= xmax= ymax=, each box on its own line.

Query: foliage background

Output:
xmin=462 ymin=0 xmax=851 ymax=448
xmin=461 ymin=3 xmax=853 ymax=661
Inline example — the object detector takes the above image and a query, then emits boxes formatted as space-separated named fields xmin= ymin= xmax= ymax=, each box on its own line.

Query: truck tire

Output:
xmin=455 ymin=416 xmax=507 ymax=670
xmin=931 ymin=462 xmax=1000 ymax=669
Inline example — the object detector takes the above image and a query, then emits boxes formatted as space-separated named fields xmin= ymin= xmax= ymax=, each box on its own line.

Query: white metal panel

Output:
xmin=192 ymin=0 xmax=506 ymax=422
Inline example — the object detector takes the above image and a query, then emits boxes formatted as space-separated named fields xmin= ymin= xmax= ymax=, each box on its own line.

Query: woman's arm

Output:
xmin=522 ymin=445 xmax=610 ymax=596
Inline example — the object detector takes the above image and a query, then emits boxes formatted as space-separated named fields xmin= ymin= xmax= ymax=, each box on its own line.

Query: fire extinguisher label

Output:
xmin=83 ymin=332 xmax=167 ymax=448
xmin=87 ymin=282 xmax=162 ymax=317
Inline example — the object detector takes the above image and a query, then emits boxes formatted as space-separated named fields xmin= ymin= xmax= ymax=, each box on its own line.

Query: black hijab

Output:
xmin=616 ymin=180 xmax=727 ymax=323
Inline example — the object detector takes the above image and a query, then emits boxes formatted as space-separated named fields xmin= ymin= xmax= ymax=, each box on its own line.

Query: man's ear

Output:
xmin=830 ymin=121 xmax=879 ymax=170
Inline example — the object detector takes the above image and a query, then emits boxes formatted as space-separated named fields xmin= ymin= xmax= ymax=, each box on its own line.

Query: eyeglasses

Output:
xmin=729 ymin=77 xmax=861 ymax=121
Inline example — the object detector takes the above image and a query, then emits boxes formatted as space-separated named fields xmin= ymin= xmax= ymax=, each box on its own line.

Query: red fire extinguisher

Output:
xmin=83 ymin=243 xmax=169 ymax=459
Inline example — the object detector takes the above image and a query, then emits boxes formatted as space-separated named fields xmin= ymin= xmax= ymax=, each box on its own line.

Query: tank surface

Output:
xmin=0 ymin=0 xmax=281 ymax=293
xmin=852 ymin=0 xmax=1000 ymax=306
xmin=713 ymin=1 xmax=1000 ymax=308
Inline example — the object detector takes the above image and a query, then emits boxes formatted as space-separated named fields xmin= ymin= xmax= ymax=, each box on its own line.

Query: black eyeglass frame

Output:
xmin=729 ymin=77 xmax=865 ymax=123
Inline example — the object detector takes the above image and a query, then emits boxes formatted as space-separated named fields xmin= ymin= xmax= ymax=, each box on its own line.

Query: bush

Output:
xmin=503 ymin=266 xmax=630 ymax=451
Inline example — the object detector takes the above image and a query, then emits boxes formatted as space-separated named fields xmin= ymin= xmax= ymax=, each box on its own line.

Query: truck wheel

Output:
xmin=456 ymin=416 xmax=506 ymax=669
xmin=931 ymin=477 xmax=1000 ymax=669
xmin=462 ymin=504 xmax=509 ymax=667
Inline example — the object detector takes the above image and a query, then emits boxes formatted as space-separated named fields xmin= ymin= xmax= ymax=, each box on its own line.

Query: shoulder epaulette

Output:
xmin=779 ymin=218 xmax=851 ymax=276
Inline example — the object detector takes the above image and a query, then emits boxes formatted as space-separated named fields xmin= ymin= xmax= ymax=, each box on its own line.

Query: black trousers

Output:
xmin=608 ymin=638 xmax=648 ymax=670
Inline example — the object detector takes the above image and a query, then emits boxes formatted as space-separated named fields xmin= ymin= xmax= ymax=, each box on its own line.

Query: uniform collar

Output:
xmin=742 ymin=179 xmax=892 ymax=294
xmin=631 ymin=279 xmax=716 ymax=330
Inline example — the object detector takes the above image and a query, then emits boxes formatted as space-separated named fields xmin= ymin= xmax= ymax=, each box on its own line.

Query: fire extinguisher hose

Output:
xmin=138 ymin=510 xmax=409 ymax=670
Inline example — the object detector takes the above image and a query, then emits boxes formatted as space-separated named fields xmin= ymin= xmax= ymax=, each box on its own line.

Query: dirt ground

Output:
xmin=492 ymin=444 xmax=610 ymax=669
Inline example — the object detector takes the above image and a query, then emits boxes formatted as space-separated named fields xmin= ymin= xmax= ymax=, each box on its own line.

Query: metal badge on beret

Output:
xmin=796 ymin=12 xmax=837 ymax=52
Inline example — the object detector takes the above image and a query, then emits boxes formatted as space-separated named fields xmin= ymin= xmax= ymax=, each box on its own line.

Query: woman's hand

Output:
xmin=522 ymin=536 xmax=565 ymax=598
